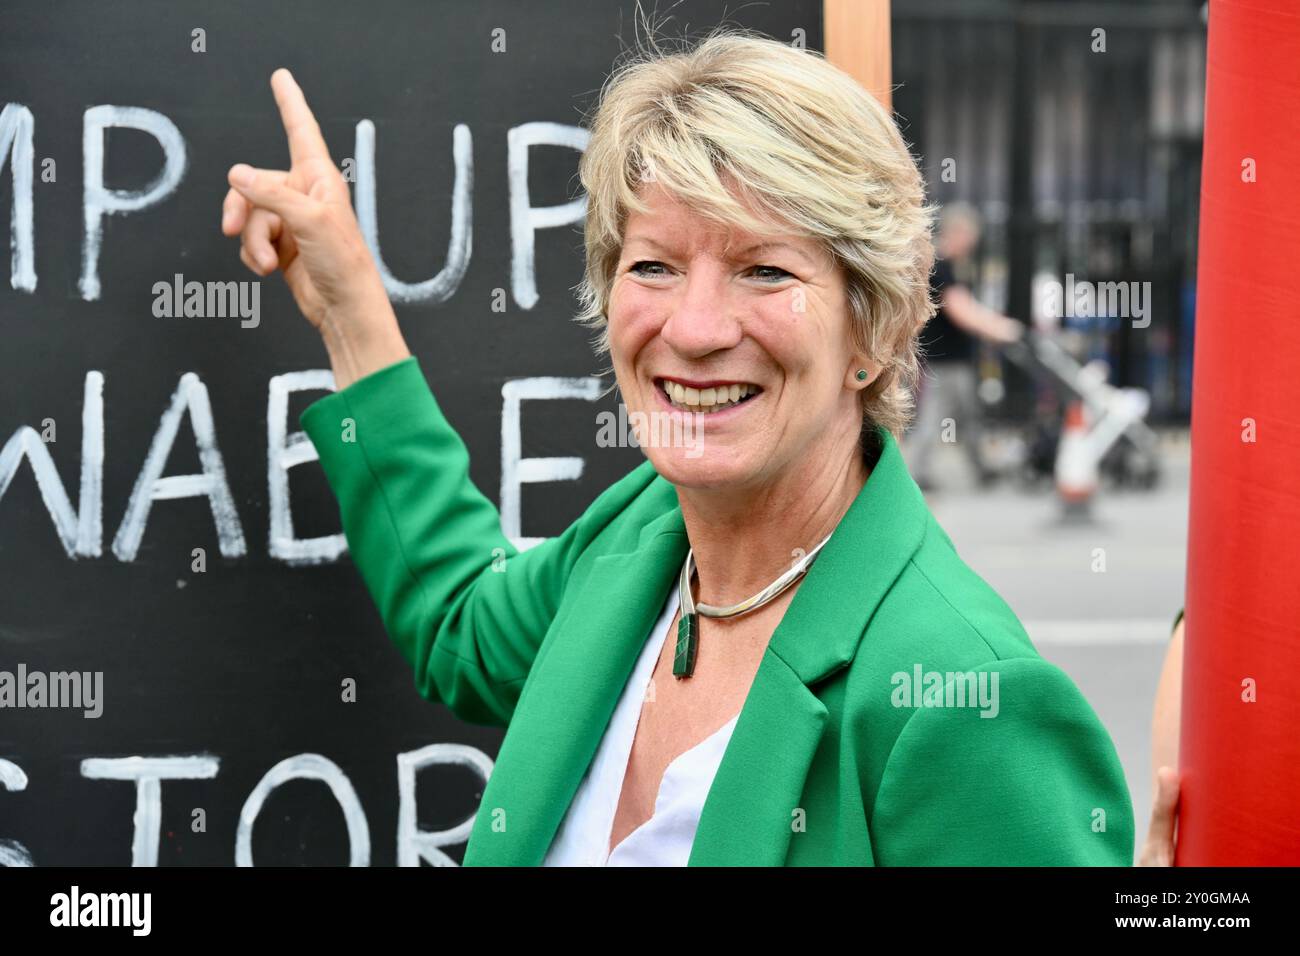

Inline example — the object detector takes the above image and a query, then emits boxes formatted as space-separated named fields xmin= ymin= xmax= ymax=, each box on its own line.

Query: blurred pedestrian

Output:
xmin=907 ymin=202 xmax=1023 ymax=491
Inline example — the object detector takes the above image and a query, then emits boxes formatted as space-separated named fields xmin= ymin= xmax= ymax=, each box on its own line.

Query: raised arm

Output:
xmin=299 ymin=357 xmax=648 ymax=726
xmin=221 ymin=69 xmax=653 ymax=725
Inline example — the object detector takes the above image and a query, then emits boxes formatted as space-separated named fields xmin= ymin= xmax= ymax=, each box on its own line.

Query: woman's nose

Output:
xmin=658 ymin=266 xmax=743 ymax=358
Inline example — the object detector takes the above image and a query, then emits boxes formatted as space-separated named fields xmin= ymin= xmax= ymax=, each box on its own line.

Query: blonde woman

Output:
xmin=221 ymin=31 xmax=1134 ymax=866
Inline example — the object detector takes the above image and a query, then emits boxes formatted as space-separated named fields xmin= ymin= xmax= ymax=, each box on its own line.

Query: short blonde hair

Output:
xmin=575 ymin=27 xmax=937 ymax=441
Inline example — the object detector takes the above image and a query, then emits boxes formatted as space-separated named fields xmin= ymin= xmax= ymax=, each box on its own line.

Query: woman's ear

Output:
xmin=847 ymin=359 xmax=880 ymax=390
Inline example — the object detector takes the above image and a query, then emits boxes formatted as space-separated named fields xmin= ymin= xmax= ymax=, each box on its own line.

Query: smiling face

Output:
xmin=607 ymin=183 xmax=873 ymax=491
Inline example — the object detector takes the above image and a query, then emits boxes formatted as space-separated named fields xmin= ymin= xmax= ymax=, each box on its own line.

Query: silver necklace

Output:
xmin=673 ymin=529 xmax=835 ymax=679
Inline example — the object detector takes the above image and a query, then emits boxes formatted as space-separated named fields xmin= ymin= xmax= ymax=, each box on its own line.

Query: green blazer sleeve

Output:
xmin=298 ymin=357 xmax=641 ymax=728
xmin=869 ymin=657 xmax=1134 ymax=865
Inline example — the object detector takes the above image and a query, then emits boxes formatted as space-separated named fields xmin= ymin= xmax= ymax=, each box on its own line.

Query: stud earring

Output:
xmin=855 ymin=369 xmax=869 ymax=382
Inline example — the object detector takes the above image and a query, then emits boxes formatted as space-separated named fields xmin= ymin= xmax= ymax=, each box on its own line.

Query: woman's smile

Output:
xmin=652 ymin=376 xmax=765 ymax=417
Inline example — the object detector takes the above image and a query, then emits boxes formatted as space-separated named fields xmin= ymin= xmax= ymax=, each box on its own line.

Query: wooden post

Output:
xmin=824 ymin=0 xmax=892 ymax=110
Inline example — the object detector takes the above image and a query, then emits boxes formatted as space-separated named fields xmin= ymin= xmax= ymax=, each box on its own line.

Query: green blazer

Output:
xmin=300 ymin=357 xmax=1135 ymax=866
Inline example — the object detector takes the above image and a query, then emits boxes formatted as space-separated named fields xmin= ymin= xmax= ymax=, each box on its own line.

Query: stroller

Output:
xmin=999 ymin=328 xmax=1162 ymax=491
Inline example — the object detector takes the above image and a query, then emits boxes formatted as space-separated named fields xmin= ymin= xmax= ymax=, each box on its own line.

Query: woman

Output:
xmin=221 ymin=31 xmax=1134 ymax=866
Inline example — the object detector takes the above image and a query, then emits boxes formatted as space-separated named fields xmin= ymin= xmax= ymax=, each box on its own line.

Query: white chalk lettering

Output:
xmin=0 ymin=759 xmax=34 ymax=867
xmin=500 ymin=376 xmax=601 ymax=550
xmin=267 ymin=370 xmax=347 ymax=564
xmin=80 ymin=105 xmax=187 ymax=301
xmin=236 ymin=753 xmax=369 ymax=866
xmin=0 ymin=371 xmax=104 ymax=557
xmin=355 ymin=119 xmax=473 ymax=304
xmin=0 ymin=103 xmax=36 ymax=292
xmin=396 ymin=743 xmax=493 ymax=866
xmin=80 ymin=756 xmax=221 ymax=866
xmin=112 ymin=372 xmax=246 ymax=561
xmin=507 ymin=122 xmax=589 ymax=309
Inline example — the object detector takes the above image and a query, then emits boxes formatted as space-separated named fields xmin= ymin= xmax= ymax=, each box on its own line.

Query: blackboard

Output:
xmin=0 ymin=0 xmax=823 ymax=865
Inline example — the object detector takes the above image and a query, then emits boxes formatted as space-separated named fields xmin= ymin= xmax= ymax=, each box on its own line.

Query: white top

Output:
xmin=542 ymin=591 xmax=741 ymax=866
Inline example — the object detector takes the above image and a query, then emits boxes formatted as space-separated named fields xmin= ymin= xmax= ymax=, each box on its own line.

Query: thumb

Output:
xmin=227 ymin=164 xmax=315 ymax=233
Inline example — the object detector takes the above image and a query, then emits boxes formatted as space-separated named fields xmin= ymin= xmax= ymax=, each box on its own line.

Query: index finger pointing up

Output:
xmin=270 ymin=68 xmax=333 ymax=167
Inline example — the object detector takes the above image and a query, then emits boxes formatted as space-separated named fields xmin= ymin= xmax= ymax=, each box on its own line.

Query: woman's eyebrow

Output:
xmin=728 ymin=241 xmax=817 ymax=268
xmin=624 ymin=235 xmax=817 ymax=268
xmin=622 ymin=234 xmax=673 ymax=254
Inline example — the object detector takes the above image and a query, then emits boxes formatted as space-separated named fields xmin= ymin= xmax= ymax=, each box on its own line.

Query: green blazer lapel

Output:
xmin=466 ymin=427 xmax=927 ymax=867
xmin=688 ymin=657 xmax=829 ymax=866
xmin=689 ymin=426 xmax=929 ymax=865
xmin=464 ymin=508 xmax=689 ymax=866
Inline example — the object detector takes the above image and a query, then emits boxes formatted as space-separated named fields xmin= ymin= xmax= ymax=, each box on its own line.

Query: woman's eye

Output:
xmin=751 ymin=265 xmax=793 ymax=283
xmin=627 ymin=261 xmax=791 ymax=282
xmin=630 ymin=260 xmax=668 ymax=277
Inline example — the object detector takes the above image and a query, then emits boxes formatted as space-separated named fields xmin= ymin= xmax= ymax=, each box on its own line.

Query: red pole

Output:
xmin=1178 ymin=0 xmax=1300 ymax=864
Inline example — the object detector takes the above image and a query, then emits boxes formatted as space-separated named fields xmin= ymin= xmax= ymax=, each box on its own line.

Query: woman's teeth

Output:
xmin=659 ymin=379 xmax=760 ymax=413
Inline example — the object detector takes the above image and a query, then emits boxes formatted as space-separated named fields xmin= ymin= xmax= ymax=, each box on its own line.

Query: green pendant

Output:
xmin=673 ymin=612 xmax=699 ymax=678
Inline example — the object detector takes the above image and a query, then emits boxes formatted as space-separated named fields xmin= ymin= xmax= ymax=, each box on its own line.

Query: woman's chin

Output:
xmin=642 ymin=445 xmax=760 ymax=490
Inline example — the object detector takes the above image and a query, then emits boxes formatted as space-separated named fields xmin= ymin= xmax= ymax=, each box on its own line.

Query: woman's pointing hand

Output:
xmin=221 ymin=68 xmax=407 ymax=388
